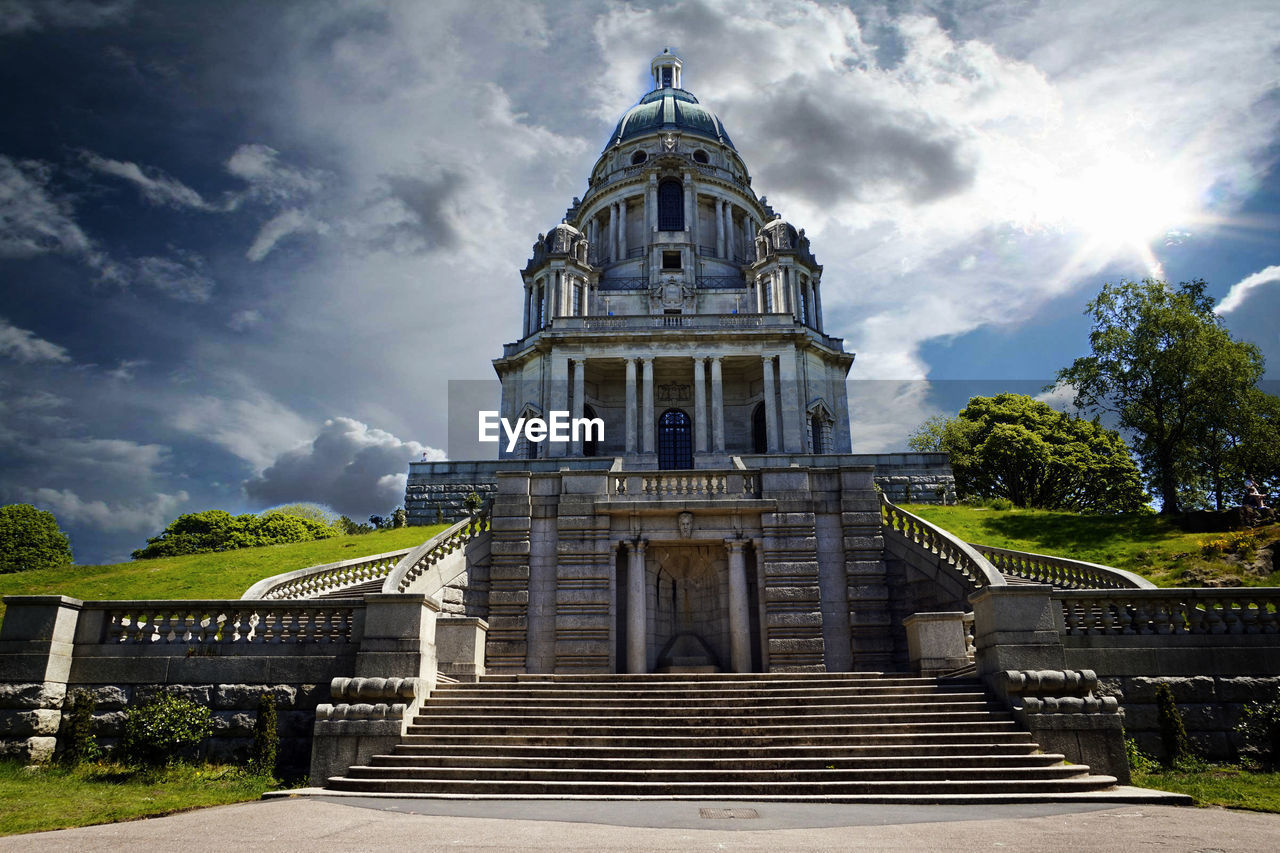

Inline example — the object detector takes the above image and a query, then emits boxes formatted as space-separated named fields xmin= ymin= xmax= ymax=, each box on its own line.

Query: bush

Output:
xmin=249 ymin=693 xmax=278 ymax=776
xmin=120 ymin=694 xmax=212 ymax=766
xmin=0 ymin=503 xmax=73 ymax=573
xmin=1155 ymin=683 xmax=1194 ymax=768
xmin=133 ymin=509 xmax=337 ymax=559
xmin=1124 ymin=736 xmax=1158 ymax=774
xmin=60 ymin=691 xmax=101 ymax=766
xmin=1237 ymin=688 xmax=1280 ymax=768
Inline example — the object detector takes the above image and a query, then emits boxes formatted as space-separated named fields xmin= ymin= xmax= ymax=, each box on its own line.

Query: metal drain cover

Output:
xmin=699 ymin=808 xmax=760 ymax=820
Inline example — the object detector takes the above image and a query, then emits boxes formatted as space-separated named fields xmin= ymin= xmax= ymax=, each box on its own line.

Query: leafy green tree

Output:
xmin=0 ymin=503 xmax=74 ymax=573
xmin=260 ymin=502 xmax=341 ymax=528
xmin=907 ymin=393 xmax=1148 ymax=512
xmin=133 ymin=508 xmax=336 ymax=559
xmin=1053 ymin=278 xmax=1272 ymax=513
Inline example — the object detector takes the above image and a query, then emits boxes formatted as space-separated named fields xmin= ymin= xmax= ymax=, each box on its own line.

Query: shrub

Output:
xmin=249 ymin=693 xmax=279 ymax=776
xmin=120 ymin=694 xmax=212 ymax=766
xmin=1236 ymin=688 xmax=1280 ymax=768
xmin=60 ymin=691 xmax=101 ymax=766
xmin=133 ymin=509 xmax=337 ymax=559
xmin=1124 ymin=736 xmax=1158 ymax=774
xmin=0 ymin=503 xmax=73 ymax=573
xmin=1201 ymin=530 xmax=1261 ymax=558
xmin=1155 ymin=683 xmax=1193 ymax=767
xmin=392 ymin=507 xmax=408 ymax=529
xmin=463 ymin=492 xmax=484 ymax=513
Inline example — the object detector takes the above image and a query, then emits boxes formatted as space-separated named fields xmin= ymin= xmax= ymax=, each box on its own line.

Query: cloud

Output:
xmin=168 ymin=385 xmax=313 ymax=472
xmin=0 ymin=0 xmax=133 ymax=34
xmin=0 ymin=155 xmax=93 ymax=258
xmin=30 ymin=486 xmax=188 ymax=533
xmin=0 ymin=316 xmax=70 ymax=363
xmin=82 ymin=151 xmax=211 ymax=209
xmin=106 ymin=358 xmax=146 ymax=381
xmin=225 ymin=143 xmax=323 ymax=203
xmin=244 ymin=416 xmax=443 ymax=517
xmin=227 ymin=309 xmax=262 ymax=331
xmin=133 ymin=252 xmax=215 ymax=302
xmin=1217 ymin=265 xmax=1280 ymax=315
xmin=246 ymin=208 xmax=328 ymax=261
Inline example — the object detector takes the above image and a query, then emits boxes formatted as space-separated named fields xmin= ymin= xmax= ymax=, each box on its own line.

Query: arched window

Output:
xmin=658 ymin=179 xmax=684 ymax=232
xmin=657 ymin=408 xmax=693 ymax=469
xmin=582 ymin=405 xmax=600 ymax=458
xmin=752 ymin=403 xmax=768 ymax=454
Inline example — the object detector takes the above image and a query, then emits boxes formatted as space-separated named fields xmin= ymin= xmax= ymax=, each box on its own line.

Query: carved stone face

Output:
xmin=678 ymin=511 xmax=694 ymax=539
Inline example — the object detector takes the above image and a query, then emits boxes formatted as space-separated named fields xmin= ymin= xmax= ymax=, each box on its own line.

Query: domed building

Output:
xmin=497 ymin=49 xmax=849 ymax=465
xmin=407 ymin=52 xmax=955 ymax=676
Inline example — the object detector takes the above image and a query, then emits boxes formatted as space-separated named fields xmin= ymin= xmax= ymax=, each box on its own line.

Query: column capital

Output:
xmin=640 ymin=355 xmax=655 ymax=365
xmin=633 ymin=538 xmax=648 ymax=554
xmin=723 ymin=537 xmax=746 ymax=553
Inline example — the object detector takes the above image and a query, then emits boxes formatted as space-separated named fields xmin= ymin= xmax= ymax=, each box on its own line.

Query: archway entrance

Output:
xmin=657 ymin=408 xmax=693 ymax=469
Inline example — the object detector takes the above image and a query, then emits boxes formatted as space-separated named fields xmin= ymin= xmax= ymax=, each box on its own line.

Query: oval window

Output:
xmin=630 ymin=150 xmax=648 ymax=165
xmin=693 ymin=150 xmax=709 ymax=164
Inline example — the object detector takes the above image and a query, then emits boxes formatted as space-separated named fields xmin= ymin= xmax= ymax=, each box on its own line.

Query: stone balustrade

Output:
xmin=571 ymin=313 xmax=788 ymax=331
xmin=385 ymin=509 xmax=491 ymax=594
xmin=880 ymin=495 xmax=1005 ymax=593
xmin=97 ymin=600 xmax=362 ymax=645
xmin=609 ymin=470 xmax=760 ymax=499
xmin=1054 ymin=589 xmax=1280 ymax=637
xmin=242 ymin=550 xmax=411 ymax=600
xmin=973 ymin=544 xmax=1154 ymax=590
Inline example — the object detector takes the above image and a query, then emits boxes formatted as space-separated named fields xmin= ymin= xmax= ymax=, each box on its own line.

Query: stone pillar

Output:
xmin=647 ymin=175 xmax=658 ymax=234
xmin=641 ymin=356 xmax=655 ymax=454
xmin=572 ymin=358 xmax=586 ymax=455
xmin=626 ymin=539 xmax=648 ymax=673
xmin=813 ymin=279 xmax=824 ymax=332
xmin=541 ymin=279 xmax=552 ymax=329
xmin=625 ymin=358 xmax=637 ymax=454
xmin=715 ymin=198 xmax=725 ymax=258
xmin=710 ymin=356 xmax=725 ymax=452
xmin=607 ymin=203 xmax=616 ymax=263
xmin=762 ymin=355 xmax=779 ymax=453
xmin=683 ymin=170 xmax=696 ymax=243
xmin=618 ymin=199 xmax=628 ymax=259
xmin=693 ymin=357 xmax=708 ymax=453
xmin=724 ymin=203 xmax=735 ymax=259
xmin=725 ymin=539 xmax=751 ymax=672
xmin=548 ymin=354 xmax=570 ymax=457
xmin=524 ymin=283 xmax=533 ymax=335
xmin=777 ymin=348 xmax=802 ymax=452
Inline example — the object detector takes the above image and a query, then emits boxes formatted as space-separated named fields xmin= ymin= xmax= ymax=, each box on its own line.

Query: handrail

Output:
xmin=972 ymin=543 xmax=1156 ymax=590
xmin=383 ymin=504 xmax=492 ymax=595
xmin=1054 ymin=588 xmax=1280 ymax=636
xmin=242 ymin=548 xmax=414 ymax=600
xmin=94 ymin=599 xmax=364 ymax=644
xmin=880 ymin=494 xmax=1006 ymax=591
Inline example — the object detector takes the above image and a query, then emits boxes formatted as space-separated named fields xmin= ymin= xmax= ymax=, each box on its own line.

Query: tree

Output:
xmin=260 ymin=502 xmax=341 ymax=529
xmin=907 ymin=394 xmax=1148 ymax=512
xmin=0 ymin=503 xmax=74 ymax=573
xmin=1053 ymin=278 xmax=1273 ymax=513
xmin=133 ymin=508 xmax=336 ymax=559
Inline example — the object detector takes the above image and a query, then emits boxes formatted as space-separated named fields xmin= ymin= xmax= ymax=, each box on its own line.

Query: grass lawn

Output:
xmin=1132 ymin=767 xmax=1280 ymax=813
xmin=0 ymin=761 xmax=277 ymax=836
xmin=0 ymin=524 xmax=448 ymax=629
xmin=900 ymin=504 xmax=1280 ymax=588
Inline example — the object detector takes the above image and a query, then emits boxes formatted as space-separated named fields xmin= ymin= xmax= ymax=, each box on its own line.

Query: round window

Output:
xmin=693 ymin=150 xmax=709 ymax=164
xmin=630 ymin=150 xmax=648 ymax=165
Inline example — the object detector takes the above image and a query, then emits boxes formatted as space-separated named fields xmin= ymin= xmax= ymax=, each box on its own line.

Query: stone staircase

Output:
xmin=325 ymin=673 xmax=1121 ymax=800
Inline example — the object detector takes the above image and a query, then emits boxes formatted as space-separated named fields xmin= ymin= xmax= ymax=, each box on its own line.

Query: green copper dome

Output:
xmin=606 ymin=87 xmax=735 ymax=151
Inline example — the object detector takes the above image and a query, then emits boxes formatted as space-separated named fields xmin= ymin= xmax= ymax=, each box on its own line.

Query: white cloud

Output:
xmin=30 ymin=486 xmax=188 ymax=533
xmin=246 ymin=208 xmax=328 ymax=261
xmin=227 ymin=309 xmax=263 ymax=331
xmin=0 ymin=155 xmax=93 ymax=258
xmin=82 ymin=151 xmax=211 ymax=210
xmin=225 ymin=143 xmax=322 ymax=202
xmin=244 ymin=416 xmax=443 ymax=517
xmin=0 ymin=316 xmax=70 ymax=363
xmin=133 ymin=253 xmax=215 ymax=302
xmin=1217 ymin=265 xmax=1280 ymax=315
xmin=168 ymin=384 xmax=314 ymax=472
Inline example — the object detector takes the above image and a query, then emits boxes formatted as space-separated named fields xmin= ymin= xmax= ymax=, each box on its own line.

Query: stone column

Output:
xmin=813 ymin=279 xmax=823 ymax=332
xmin=618 ymin=199 xmax=628 ymax=259
xmin=641 ymin=357 xmax=655 ymax=454
xmin=710 ymin=356 xmax=725 ymax=452
xmin=572 ymin=358 xmax=586 ymax=455
xmin=715 ymin=198 xmax=725 ymax=258
xmin=524 ymin=283 xmax=534 ymax=335
xmin=607 ymin=204 xmax=616 ymax=263
xmin=626 ymin=539 xmax=648 ymax=673
xmin=541 ymin=279 xmax=551 ymax=328
xmin=693 ymin=357 xmax=708 ymax=453
xmin=724 ymin=203 xmax=735 ymax=259
xmin=647 ymin=175 xmax=658 ymax=234
xmin=725 ymin=539 xmax=751 ymax=672
xmin=762 ymin=355 xmax=779 ymax=453
xmin=548 ymin=354 xmax=570 ymax=457
xmin=683 ymin=170 xmax=696 ymax=244
xmin=625 ymin=358 xmax=638 ymax=454
xmin=777 ymin=349 xmax=801 ymax=451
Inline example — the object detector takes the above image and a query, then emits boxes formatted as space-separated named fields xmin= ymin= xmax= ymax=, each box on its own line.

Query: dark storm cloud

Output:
xmin=751 ymin=91 xmax=975 ymax=206
xmin=376 ymin=171 xmax=467 ymax=252
xmin=244 ymin=417 xmax=438 ymax=518
xmin=0 ymin=0 xmax=134 ymax=34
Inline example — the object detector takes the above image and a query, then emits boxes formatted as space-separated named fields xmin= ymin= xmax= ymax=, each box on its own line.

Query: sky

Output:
xmin=1 ymin=0 xmax=1277 ymax=564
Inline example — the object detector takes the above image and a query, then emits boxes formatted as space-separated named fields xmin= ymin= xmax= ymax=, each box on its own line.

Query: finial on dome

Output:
xmin=651 ymin=49 xmax=682 ymax=90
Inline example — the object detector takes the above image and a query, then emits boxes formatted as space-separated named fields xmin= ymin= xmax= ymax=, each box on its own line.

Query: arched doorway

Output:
xmin=657 ymin=408 xmax=693 ymax=469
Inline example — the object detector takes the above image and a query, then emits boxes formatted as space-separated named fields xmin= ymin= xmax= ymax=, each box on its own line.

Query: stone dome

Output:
xmin=605 ymin=87 xmax=735 ymax=151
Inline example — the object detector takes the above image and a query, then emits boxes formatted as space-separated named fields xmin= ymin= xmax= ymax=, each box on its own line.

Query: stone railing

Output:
xmin=384 ymin=508 xmax=491 ymax=594
xmin=973 ymin=544 xmax=1155 ymax=590
xmin=569 ymin=313 xmax=793 ymax=331
xmin=1054 ymin=588 xmax=1280 ymax=637
xmin=609 ymin=470 xmax=760 ymax=499
xmin=93 ymin=599 xmax=364 ymax=645
xmin=880 ymin=495 xmax=1005 ymax=592
xmin=242 ymin=550 xmax=412 ymax=600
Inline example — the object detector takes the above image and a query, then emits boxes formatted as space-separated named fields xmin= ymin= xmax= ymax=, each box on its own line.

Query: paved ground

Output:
xmin=6 ymin=797 xmax=1280 ymax=852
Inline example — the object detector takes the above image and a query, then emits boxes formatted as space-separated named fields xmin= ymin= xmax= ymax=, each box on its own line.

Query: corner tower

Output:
xmin=495 ymin=52 xmax=854 ymax=467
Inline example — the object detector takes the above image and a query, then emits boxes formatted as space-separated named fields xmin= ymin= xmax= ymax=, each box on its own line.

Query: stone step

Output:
xmin=399 ymin=722 xmax=1029 ymax=742
xmin=466 ymin=673 xmax=949 ymax=686
xmin=324 ymin=776 xmax=1121 ymax=797
xmin=408 ymin=710 xmax=1010 ymax=728
xmin=342 ymin=764 xmax=1090 ymax=783
xmin=385 ymin=741 xmax=1044 ymax=760
xmin=368 ymin=752 xmax=1067 ymax=770
xmin=415 ymin=698 xmax=997 ymax=717
xmin=429 ymin=686 xmax=985 ymax=702
xmin=403 ymin=719 xmax=1021 ymax=738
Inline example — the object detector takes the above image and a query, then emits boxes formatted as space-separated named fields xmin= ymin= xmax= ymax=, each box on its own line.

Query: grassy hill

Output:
xmin=902 ymin=504 xmax=1280 ymax=588
xmin=0 ymin=524 xmax=448 ymax=628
